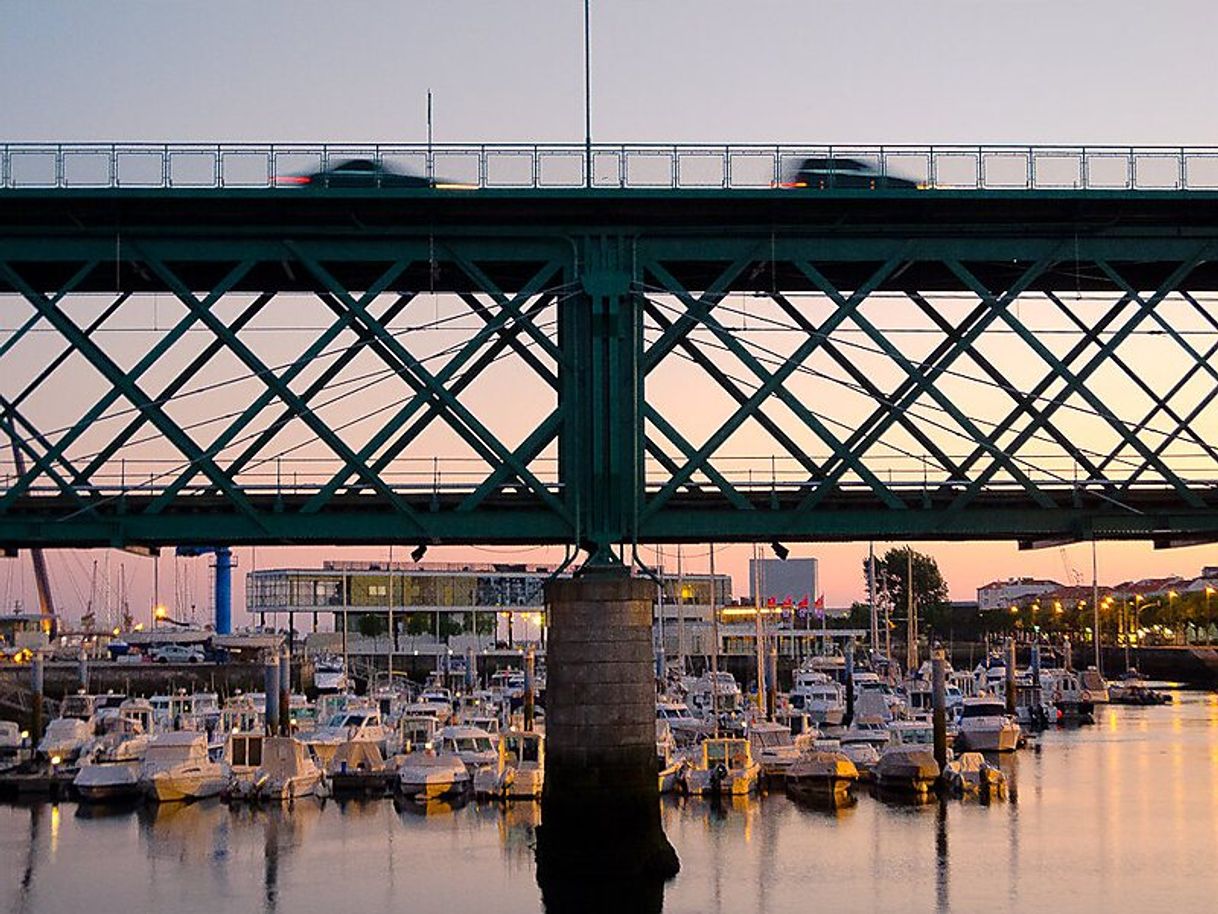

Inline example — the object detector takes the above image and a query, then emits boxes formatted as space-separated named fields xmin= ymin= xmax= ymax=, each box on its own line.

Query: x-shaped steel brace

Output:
xmin=642 ymin=258 xmax=907 ymax=521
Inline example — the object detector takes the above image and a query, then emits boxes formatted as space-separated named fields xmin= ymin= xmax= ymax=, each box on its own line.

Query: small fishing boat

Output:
xmin=327 ymin=740 xmax=393 ymax=795
xmin=1108 ymin=669 xmax=1172 ymax=706
xmin=679 ymin=737 xmax=760 ymax=797
xmin=473 ymin=730 xmax=545 ymax=800
xmin=230 ymin=736 xmax=326 ymax=802
xmin=748 ymin=720 xmax=802 ymax=778
xmin=943 ymin=751 xmax=1007 ymax=799
xmin=785 ymin=751 xmax=859 ymax=807
xmin=957 ymin=698 xmax=1022 ymax=752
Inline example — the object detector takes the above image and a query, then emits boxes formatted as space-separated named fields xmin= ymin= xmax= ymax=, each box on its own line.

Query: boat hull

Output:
xmin=148 ymin=771 xmax=228 ymax=803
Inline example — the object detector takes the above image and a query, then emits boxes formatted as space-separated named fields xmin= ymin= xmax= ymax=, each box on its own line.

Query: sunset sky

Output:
xmin=2 ymin=1 xmax=1216 ymax=625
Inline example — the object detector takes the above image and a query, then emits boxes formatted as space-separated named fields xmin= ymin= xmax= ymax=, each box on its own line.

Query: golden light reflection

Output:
xmin=49 ymin=803 xmax=60 ymax=856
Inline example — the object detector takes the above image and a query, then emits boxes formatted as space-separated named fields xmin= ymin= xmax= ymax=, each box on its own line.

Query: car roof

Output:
xmin=796 ymin=157 xmax=869 ymax=171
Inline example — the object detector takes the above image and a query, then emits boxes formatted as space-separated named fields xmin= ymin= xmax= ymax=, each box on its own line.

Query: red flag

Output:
xmin=814 ymin=594 xmax=825 ymax=610
xmin=766 ymin=596 xmax=777 ymax=608
xmin=783 ymin=594 xmax=794 ymax=608
xmin=798 ymin=595 xmax=809 ymax=609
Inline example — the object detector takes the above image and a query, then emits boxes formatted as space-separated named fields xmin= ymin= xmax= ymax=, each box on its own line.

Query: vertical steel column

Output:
xmin=560 ymin=236 xmax=640 ymax=561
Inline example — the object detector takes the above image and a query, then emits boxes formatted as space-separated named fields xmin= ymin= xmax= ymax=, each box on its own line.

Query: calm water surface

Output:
xmin=4 ymin=693 xmax=1218 ymax=914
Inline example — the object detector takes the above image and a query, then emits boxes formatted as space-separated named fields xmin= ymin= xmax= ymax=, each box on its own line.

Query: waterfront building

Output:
xmin=978 ymin=577 xmax=1061 ymax=611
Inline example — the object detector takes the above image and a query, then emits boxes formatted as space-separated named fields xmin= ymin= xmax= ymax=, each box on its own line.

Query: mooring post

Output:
xmin=264 ymin=650 xmax=280 ymax=736
xmin=31 ymin=651 xmax=45 ymax=747
xmin=932 ymin=644 xmax=948 ymax=773
xmin=1063 ymin=636 xmax=1073 ymax=672
xmin=844 ymin=641 xmax=855 ymax=727
xmin=465 ymin=645 xmax=477 ymax=693
xmin=766 ymin=640 xmax=778 ymax=721
xmin=1005 ymin=637 xmax=1017 ymax=716
xmin=279 ymin=649 xmax=291 ymax=735
xmin=78 ymin=647 xmax=89 ymax=693
xmin=523 ymin=647 xmax=535 ymax=732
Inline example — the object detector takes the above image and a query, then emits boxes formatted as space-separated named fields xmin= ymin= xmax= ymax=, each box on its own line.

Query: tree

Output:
xmin=355 ymin=613 xmax=388 ymax=638
xmin=862 ymin=547 xmax=950 ymax=632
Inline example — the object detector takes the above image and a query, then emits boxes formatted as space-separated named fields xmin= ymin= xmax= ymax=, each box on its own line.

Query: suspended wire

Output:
xmin=0 ymin=283 xmax=572 ymax=448
xmin=638 ymin=284 xmax=1215 ymax=463
xmin=639 ymin=298 xmax=1154 ymax=513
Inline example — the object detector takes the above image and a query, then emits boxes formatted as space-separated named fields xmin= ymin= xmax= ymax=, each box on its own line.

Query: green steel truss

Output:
xmin=1 ymin=189 xmax=1217 ymax=555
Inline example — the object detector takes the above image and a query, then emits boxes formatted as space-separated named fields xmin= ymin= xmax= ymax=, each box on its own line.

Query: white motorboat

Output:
xmin=840 ymin=715 xmax=892 ymax=753
xmin=748 ymin=720 xmax=802 ymax=777
xmin=302 ymin=705 xmax=391 ymax=766
xmin=1079 ymin=666 xmax=1110 ymax=704
xmin=74 ymin=719 xmax=150 ymax=803
xmin=397 ymin=750 xmax=471 ymax=800
xmin=473 ymin=730 xmax=545 ymax=800
xmin=438 ymin=725 xmax=497 ymax=773
xmin=886 ymin=719 xmax=938 ymax=749
xmin=1041 ymin=669 xmax=1095 ymax=722
xmin=313 ymin=655 xmax=348 ymax=693
xmin=875 ymin=746 xmax=939 ymax=797
xmin=0 ymin=720 xmax=22 ymax=761
xmin=141 ymin=731 xmax=230 ymax=802
xmin=785 ymin=751 xmax=859 ymax=806
xmin=1108 ymin=669 xmax=1172 ymax=705
xmin=789 ymin=671 xmax=846 ymax=727
xmin=679 ymin=737 xmax=760 ymax=797
xmin=37 ymin=717 xmax=92 ymax=763
xmin=683 ymin=671 xmax=744 ymax=719
xmin=656 ymin=698 xmax=713 ymax=747
xmin=957 ymin=698 xmax=1021 ymax=752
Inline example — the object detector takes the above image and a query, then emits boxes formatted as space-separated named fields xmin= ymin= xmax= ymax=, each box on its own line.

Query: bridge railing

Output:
xmin=3 ymin=144 xmax=1218 ymax=191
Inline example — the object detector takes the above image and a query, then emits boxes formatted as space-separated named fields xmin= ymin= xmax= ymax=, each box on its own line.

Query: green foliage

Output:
xmin=355 ymin=613 xmax=387 ymax=638
xmin=864 ymin=547 xmax=950 ymax=628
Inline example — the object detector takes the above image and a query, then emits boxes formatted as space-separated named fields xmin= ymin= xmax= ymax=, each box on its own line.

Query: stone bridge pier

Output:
xmin=536 ymin=570 xmax=678 ymax=891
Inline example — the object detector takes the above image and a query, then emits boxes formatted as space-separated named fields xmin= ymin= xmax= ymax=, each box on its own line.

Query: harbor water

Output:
xmin=3 ymin=693 xmax=1217 ymax=914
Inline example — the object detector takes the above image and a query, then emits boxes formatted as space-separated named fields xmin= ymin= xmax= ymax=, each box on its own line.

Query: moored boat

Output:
xmin=875 ymin=746 xmax=939 ymax=797
xmin=397 ymin=751 xmax=471 ymax=800
xmin=141 ymin=731 xmax=230 ymax=802
xmin=679 ymin=737 xmax=760 ymax=797
xmin=785 ymin=751 xmax=859 ymax=807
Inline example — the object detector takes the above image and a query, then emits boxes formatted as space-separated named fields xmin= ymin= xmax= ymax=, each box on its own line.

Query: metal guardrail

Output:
xmin=2 ymin=143 xmax=1218 ymax=191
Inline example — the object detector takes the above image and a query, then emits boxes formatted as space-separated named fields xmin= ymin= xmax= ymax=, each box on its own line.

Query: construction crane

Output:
xmin=1059 ymin=548 xmax=1084 ymax=587
xmin=8 ymin=434 xmax=57 ymax=638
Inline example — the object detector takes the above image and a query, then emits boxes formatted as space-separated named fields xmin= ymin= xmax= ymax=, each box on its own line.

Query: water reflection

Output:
xmin=3 ymin=696 xmax=1217 ymax=914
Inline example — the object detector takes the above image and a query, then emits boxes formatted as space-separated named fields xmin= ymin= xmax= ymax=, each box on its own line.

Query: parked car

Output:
xmin=151 ymin=644 xmax=206 ymax=664
xmin=776 ymin=157 xmax=919 ymax=190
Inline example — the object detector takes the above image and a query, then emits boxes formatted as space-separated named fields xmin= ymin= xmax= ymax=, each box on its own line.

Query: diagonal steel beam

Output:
xmin=947 ymin=253 xmax=1212 ymax=510
xmin=786 ymin=255 xmax=1057 ymax=520
xmin=643 ymin=298 xmax=825 ymax=483
xmin=909 ymin=290 xmax=1107 ymax=483
xmin=365 ymin=295 xmax=556 ymax=481
xmin=0 ymin=399 xmax=91 ymax=510
xmin=0 ymin=260 xmax=253 ymax=512
xmin=770 ymin=291 xmax=964 ymax=481
xmin=0 ymin=262 xmax=265 ymax=522
xmin=138 ymin=254 xmax=426 ymax=525
xmin=1045 ymin=290 xmax=1218 ymax=477
xmin=300 ymin=266 xmax=560 ymax=511
xmin=0 ymin=260 xmax=96 ymax=361
xmin=642 ymin=404 xmax=753 ymax=510
xmin=220 ymin=292 xmax=415 ymax=484
xmin=642 ymin=259 xmax=907 ymax=519
xmin=446 ymin=253 xmax=565 ymax=365
xmin=74 ymin=293 xmax=271 ymax=488
xmin=290 ymin=248 xmax=570 ymax=521
xmin=642 ymin=256 xmax=759 ymax=374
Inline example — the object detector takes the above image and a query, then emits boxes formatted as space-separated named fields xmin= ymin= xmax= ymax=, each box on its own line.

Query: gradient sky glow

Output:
xmin=2 ymin=0 xmax=1217 ymax=624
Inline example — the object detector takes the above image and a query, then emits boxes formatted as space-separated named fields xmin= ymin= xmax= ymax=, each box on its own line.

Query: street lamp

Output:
xmin=1206 ymin=586 xmax=1215 ymax=646
xmin=1168 ymin=590 xmax=1179 ymax=645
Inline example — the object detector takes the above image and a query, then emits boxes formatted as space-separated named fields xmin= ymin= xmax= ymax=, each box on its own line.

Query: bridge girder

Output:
xmin=1 ymin=190 xmax=1216 ymax=554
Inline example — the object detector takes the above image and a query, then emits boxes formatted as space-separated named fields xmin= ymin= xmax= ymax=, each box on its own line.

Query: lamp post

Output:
xmin=1168 ymin=590 xmax=1179 ymax=645
xmin=583 ymin=0 xmax=592 ymax=188
xmin=1206 ymin=586 xmax=1215 ymax=646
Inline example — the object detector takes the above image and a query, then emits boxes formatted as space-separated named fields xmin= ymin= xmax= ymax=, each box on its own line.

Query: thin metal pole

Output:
xmin=753 ymin=544 xmax=765 ymax=715
xmin=676 ymin=544 xmax=685 ymax=675
xmin=1092 ymin=539 xmax=1102 ymax=675
xmin=868 ymin=542 xmax=879 ymax=657
xmin=709 ymin=543 xmax=719 ymax=735
xmin=583 ymin=0 xmax=592 ymax=188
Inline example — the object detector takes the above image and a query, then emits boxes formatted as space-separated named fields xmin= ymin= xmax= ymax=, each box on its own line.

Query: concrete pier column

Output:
xmin=537 ymin=572 xmax=678 ymax=886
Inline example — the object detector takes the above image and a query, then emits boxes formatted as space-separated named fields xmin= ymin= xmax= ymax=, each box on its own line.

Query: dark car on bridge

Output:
xmin=776 ymin=157 xmax=920 ymax=190
xmin=275 ymin=158 xmax=475 ymax=189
